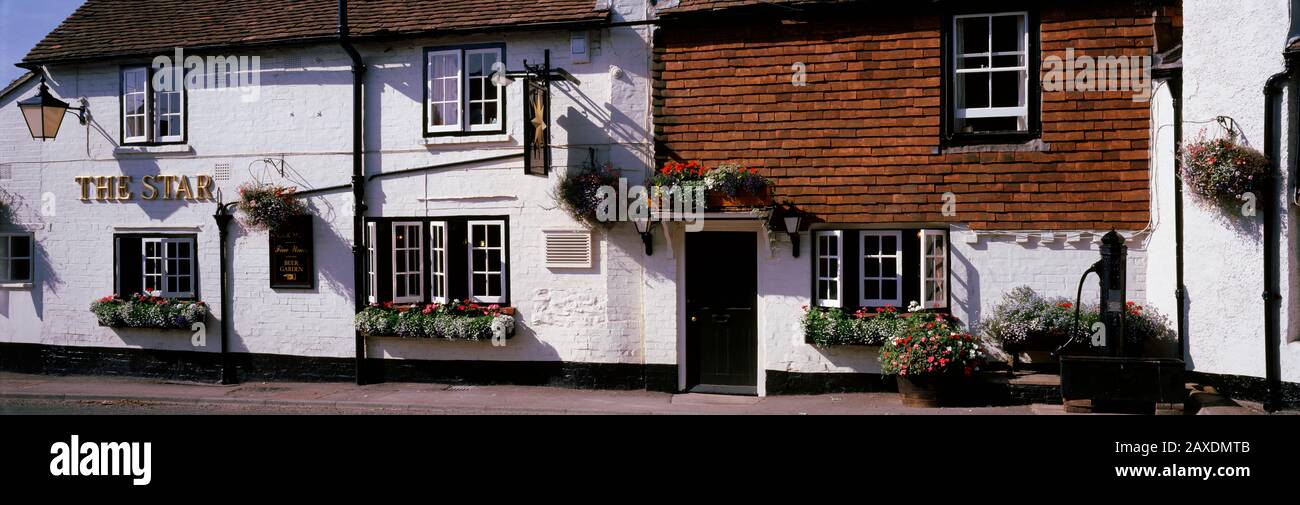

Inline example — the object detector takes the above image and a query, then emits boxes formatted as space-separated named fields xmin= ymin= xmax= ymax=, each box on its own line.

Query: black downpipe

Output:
xmin=1169 ymin=75 xmax=1187 ymax=361
xmin=339 ymin=0 xmax=368 ymax=385
xmin=1262 ymin=57 xmax=1294 ymax=412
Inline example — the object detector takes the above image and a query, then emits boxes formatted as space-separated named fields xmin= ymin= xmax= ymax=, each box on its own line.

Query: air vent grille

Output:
xmin=544 ymin=230 xmax=593 ymax=269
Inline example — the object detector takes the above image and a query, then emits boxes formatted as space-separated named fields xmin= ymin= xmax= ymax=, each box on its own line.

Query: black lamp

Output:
xmin=780 ymin=205 xmax=803 ymax=258
xmin=632 ymin=216 xmax=653 ymax=255
xmin=18 ymin=77 xmax=86 ymax=141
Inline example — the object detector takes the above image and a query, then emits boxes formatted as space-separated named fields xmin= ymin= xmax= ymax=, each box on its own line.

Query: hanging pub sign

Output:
xmin=269 ymin=214 xmax=315 ymax=289
xmin=523 ymin=76 xmax=550 ymax=176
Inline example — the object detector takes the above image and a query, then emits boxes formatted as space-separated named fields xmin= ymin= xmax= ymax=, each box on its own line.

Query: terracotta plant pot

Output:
xmin=706 ymin=191 xmax=771 ymax=209
xmin=895 ymin=374 xmax=960 ymax=408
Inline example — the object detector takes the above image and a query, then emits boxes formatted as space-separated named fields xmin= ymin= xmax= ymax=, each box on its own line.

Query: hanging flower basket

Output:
xmin=556 ymin=163 xmax=622 ymax=228
xmin=236 ymin=182 xmax=308 ymax=231
xmin=90 ymin=294 xmax=209 ymax=330
xmin=1181 ymin=134 xmax=1269 ymax=203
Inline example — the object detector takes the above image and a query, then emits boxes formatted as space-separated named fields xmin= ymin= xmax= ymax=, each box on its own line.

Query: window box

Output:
xmin=90 ymin=294 xmax=209 ymax=330
xmin=355 ymin=301 xmax=517 ymax=341
xmin=705 ymin=191 xmax=771 ymax=210
xmin=801 ymin=305 xmax=901 ymax=347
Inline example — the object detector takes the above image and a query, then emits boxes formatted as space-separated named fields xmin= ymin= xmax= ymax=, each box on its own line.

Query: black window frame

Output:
xmin=807 ymin=228 xmax=951 ymax=313
xmin=113 ymin=233 xmax=201 ymax=299
xmin=364 ymin=216 xmax=512 ymax=306
xmin=940 ymin=6 xmax=1041 ymax=146
xmin=0 ymin=233 xmax=34 ymax=284
xmin=422 ymin=43 xmax=509 ymax=138
xmin=118 ymin=64 xmax=190 ymax=147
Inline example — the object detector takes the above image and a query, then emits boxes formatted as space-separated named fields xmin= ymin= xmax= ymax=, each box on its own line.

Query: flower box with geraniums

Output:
xmin=649 ymin=161 xmax=773 ymax=210
xmin=801 ymin=305 xmax=901 ymax=346
xmin=236 ymin=182 xmax=308 ymax=231
xmin=90 ymin=294 xmax=209 ymax=330
xmin=355 ymin=300 xmax=517 ymax=341
xmin=556 ymin=163 xmax=622 ymax=228
xmin=879 ymin=302 xmax=985 ymax=407
xmin=1181 ymin=132 xmax=1269 ymax=206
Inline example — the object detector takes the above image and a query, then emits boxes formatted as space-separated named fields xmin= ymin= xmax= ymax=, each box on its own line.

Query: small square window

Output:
xmin=0 ymin=234 xmax=34 ymax=283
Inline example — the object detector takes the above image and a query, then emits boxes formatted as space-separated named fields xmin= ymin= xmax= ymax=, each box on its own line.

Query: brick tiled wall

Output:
xmin=654 ymin=2 xmax=1165 ymax=230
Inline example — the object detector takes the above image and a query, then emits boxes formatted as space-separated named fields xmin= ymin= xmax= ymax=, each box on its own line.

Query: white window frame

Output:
xmin=122 ymin=66 xmax=150 ymax=144
xmin=814 ymin=230 xmax=843 ymax=308
xmin=920 ymin=229 xmax=949 ymax=309
xmin=952 ymin=12 xmax=1030 ymax=130
xmin=141 ymin=237 xmax=195 ymax=298
xmin=860 ymin=231 xmax=903 ymax=308
xmin=0 ymin=233 xmax=34 ymax=284
xmin=391 ymin=222 xmax=424 ymax=304
xmin=464 ymin=47 xmax=504 ymax=132
xmin=467 ymin=220 xmax=507 ymax=303
xmin=426 ymin=49 xmax=462 ymax=133
xmin=154 ymin=82 xmax=184 ymax=143
xmin=366 ymin=223 xmax=377 ymax=303
xmin=429 ymin=221 xmax=449 ymax=303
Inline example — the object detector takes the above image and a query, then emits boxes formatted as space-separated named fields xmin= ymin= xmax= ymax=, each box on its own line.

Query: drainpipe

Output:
xmin=1168 ymin=73 xmax=1187 ymax=362
xmin=214 ymin=202 xmax=237 ymax=384
xmin=339 ymin=0 xmax=369 ymax=385
xmin=1262 ymin=54 xmax=1295 ymax=412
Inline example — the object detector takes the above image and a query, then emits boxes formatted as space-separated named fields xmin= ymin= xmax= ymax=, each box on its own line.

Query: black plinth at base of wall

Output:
xmin=0 ymin=342 xmax=678 ymax=393
xmin=1060 ymin=355 xmax=1186 ymax=404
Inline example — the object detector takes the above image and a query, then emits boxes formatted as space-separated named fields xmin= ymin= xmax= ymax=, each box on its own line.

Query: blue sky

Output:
xmin=0 ymin=0 xmax=86 ymax=86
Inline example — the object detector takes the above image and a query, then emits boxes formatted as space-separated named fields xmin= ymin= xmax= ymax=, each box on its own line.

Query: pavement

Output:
xmin=0 ymin=372 xmax=1054 ymax=415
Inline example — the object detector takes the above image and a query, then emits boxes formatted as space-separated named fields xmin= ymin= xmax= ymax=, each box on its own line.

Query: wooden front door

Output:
xmin=685 ymin=232 xmax=758 ymax=395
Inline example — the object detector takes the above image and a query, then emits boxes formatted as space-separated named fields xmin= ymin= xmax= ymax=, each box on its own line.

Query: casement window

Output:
xmin=391 ymin=222 xmax=424 ymax=304
xmin=468 ymin=220 xmax=506 ymax=303
xmin=120 ymin=66 xmax=186 ymax=145
xmin=429 ymin=221 xmax=448 ymax=303
xmin=920 ymin=230 xmax=949 ymax=309
xmin=424 ymin=45 xmax=506 ymax=136
xmin=860 ymin=231 xmax=903 ymax=307
xmin=115 ymin=235 xmax=196 ymax=298
xmin=0 ymin=234 xmax=33 ymax=283
xmin=364 ymin=217 xmax=510 ymax=306
xmin=809 ymin=229 xmax=948 ymax=311
xmin=947 ymin=11 xmax=1037 ymax=139
xmin=814 ymin=231 xmax=843 ymax=308
xmin=366 ymin=223 xmax=377 ymax=303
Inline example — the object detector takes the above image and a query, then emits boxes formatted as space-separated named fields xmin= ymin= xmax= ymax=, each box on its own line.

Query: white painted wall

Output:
xmin=0 ymin=1 xmax=660 ymax=367
xmin=1181 ymin=0 xmax=1300 ymax=382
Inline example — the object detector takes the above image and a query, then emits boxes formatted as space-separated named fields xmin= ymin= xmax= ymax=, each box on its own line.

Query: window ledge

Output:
xmin=0 ymin=282 xmax=33 ymax=290
xmin=114 ymin=144 xmax=194 ymax=156
xmin=938 ymin=139 xmax=1049 ymax=155
xmin=421 ymin=133 xmax=514 ymax=146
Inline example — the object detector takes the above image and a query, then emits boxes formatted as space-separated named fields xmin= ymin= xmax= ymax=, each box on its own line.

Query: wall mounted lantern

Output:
xmin=18 ymin=77 xmax=87 ymax=141
xmin=779 ymin=204 xmax=803 ymax=258
xmin=632 ymin=216 xmax=653 ymax=256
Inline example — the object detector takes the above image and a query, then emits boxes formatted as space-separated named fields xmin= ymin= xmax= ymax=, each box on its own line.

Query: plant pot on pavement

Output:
xmin=896 ymin=374 xmax=963 ymax=408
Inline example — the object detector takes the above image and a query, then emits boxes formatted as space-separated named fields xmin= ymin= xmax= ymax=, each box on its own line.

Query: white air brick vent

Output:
xmin=214 ymin=163 xmax=232 ymax=181
xmin=544 ymin=229 xmax=593 ymax=269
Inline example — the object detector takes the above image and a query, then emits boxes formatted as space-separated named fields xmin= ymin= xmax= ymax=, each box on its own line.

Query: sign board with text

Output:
xmin=269 ymin=215 xmax=315 ymax=289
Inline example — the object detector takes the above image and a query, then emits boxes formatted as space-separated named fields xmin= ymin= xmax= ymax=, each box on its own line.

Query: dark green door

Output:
xmin=686 ymin=232 xmax=758 ymax=395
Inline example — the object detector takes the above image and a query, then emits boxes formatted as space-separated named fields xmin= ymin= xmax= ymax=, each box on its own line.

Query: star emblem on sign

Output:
xmin=530 ymin=91 xmax=547 ymax=145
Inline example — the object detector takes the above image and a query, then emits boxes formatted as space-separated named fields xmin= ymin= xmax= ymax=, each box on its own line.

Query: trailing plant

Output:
xmin=879 ymin=310 xmax=984 ymax=377
xmin=802 ymin=305 xmax=901 ymax=346
xmin=981 ymin=286 xmax=1175 ymax=355
xmin=355 ymin=300 xmax=516 ymax=341
xmin=236 ymin=182 xmax=308 ymax=231
xmin=703 ymin=163 xmax=772 ymax=197
xmin=89 ymin=294 xmax=209 ymax=329
xmin=556 ymin=163 xmax=621 ymax=227
xmin=1181 ymin=132 xmax=1269 ymax=203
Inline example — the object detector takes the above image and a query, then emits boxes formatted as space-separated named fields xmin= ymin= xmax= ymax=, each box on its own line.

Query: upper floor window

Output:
xmin=0 ymin=233 xmax=33 ymax=284
xmin=946 ymin=11 xmax=1037 ymax=140
xmin=424 ymin=45 xmax=506 ymax=136
xmin=121 ymin=66 xmax=186 ymax=145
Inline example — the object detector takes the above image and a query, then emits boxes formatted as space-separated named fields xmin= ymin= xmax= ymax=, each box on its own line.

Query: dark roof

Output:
xmin=23 ymin=0 xmax=608 ymax=64
xmin=658 ymin=0 xmax=850 ymax=15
